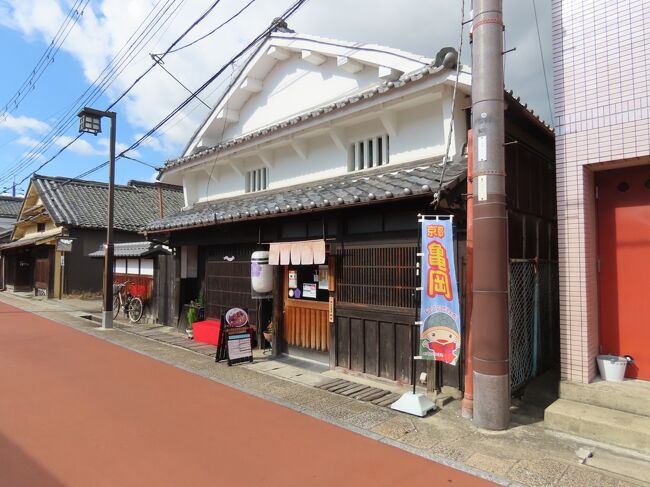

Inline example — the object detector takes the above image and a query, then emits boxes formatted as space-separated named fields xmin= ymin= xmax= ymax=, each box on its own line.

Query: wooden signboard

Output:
xmin=215 ymin=308 xmax=253 ymax=366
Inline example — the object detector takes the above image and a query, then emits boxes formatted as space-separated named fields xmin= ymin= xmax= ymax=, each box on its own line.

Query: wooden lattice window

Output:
xmin=336 ymin=244 xmax=418 ymax=309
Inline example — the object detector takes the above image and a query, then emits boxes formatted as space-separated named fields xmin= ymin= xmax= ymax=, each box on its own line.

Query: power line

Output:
xmin=123 ymin=0 xmax=310 ymax=158
xmin=4 ymin=0 xmax=311 ymax=195
xmin=0 ymin=0 xmax=187 ymax=185
xmin=163 ymin=0 xmax=258 ymax=54
xmin=150 ymin=54 xmax=212 ymax=109
xmin=121 ymin=155 xmax=161 ymax=170
xmin=434 ymin=0 xmax=466 ymax=206
xmin=0 ymin=0 xmax=89 ymax=118
xmin=531 ymin=0 xmax=553 ymax=122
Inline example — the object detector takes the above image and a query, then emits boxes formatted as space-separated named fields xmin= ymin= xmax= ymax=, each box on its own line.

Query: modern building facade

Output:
xmin=553 ymin=0 xmax=650 ymax=382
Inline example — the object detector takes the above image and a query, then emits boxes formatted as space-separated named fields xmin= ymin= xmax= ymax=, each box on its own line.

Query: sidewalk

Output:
xmin=1 ymin=291 xmax=647 ymax=487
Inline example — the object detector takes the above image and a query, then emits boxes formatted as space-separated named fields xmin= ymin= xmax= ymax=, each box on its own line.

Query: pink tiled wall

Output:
xmin=553 ymin=0 xmax=650 ymax=382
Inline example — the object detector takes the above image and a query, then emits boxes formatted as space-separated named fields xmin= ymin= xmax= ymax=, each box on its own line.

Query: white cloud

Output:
xmin=54 ymin=135 xmax=101 ymax=156
xmin=1 ymin=113 xmax=50 ymax=134
xmin=0 ymin=0 xmax=553 ymax=161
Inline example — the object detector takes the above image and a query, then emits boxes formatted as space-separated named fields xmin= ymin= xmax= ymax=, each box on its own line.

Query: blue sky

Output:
xmin=0 ymin=0 xmax=551 ymax=196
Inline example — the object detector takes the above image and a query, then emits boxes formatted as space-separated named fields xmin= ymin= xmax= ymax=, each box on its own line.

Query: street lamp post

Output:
xmin=78 ymin=107 xmax=117 ymax=329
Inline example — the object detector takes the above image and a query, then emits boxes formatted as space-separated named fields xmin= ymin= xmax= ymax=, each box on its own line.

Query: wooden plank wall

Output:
xmin=284 ymin=302 xmax=329 ymax=351
xmin=335 ymin=304 xmax=423 ymax=384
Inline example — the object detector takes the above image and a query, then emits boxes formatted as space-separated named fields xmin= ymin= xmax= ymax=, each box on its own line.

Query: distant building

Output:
xmin=0 ymin=195 xmax=22 ymax=238
xmin=0 ymin=195 xmax=23 ymax=288
xmin=0 ymin=175 xmax=183 ymax=298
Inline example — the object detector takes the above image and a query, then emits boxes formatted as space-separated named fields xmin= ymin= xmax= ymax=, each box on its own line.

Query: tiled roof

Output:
xmin=0 ymin=196 xmax=23 ymax=218
xmin=32 ymin=176 xmax=184 ymax=232
xmin=145 ymin=156 xmax=466 ymax=233
xmin=88 ymin=241 xmax=170 ymax=258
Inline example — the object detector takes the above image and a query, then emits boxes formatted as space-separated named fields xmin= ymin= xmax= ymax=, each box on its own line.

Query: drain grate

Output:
xmin=317 ymin=379 xmax=401 ymax=408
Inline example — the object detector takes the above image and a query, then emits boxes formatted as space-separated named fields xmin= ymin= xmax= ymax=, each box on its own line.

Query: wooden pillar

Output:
xmin=170 ymin=251 xmax=181 ymax=330
xmin=328 ymin=253 xmax=337 ymax=369
xmin=271 ymin=265 xmax=283 ymax=357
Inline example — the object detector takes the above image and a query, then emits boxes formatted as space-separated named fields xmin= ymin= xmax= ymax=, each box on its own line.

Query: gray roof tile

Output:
xmin=32 ymin=176 xmax=184 ymax=232
xmin=0 ymin=196 xmax=23 ymax=218
xmin=145 ymin=156 xmax=466 ymax=233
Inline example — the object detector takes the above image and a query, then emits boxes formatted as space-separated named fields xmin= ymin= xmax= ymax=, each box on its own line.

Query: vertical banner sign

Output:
xmin=419 ymin=217 xmax=461 ymax=365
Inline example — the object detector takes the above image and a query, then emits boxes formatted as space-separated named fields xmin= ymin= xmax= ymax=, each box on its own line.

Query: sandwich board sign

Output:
xmin=215 ymin=307 xmax=253 ymax=366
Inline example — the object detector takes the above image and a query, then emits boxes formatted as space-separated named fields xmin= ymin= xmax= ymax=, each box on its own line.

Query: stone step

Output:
xmin=560 ymin=379 xmax=650 ymax=418
xmin=545 ymin=399 xmax=650 ymax=454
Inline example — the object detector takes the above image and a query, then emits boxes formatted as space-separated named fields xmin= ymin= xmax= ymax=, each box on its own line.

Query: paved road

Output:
xmin=0 ymin=301 xmax=496 ymax=487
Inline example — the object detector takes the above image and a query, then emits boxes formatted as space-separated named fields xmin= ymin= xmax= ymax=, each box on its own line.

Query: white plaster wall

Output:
xmin=220 ymin=55 xmax=381 ymax=141
xmin=185 ymin=95 xmax=462 ymax=207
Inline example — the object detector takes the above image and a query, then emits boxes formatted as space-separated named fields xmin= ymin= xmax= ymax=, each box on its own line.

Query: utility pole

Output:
xmin=471 ymin=0 xmax=509 ymax=430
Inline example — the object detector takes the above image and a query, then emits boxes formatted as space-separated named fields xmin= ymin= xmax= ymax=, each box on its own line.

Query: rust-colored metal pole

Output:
xmin=471 ymin=0 xmax=510 ymax=430
xmin=462 ymin=129 xmax=474 ymax=419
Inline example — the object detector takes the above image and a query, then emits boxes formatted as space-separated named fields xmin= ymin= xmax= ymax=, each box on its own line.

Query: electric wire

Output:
xmin=0 ymin=0 xmax=195 ymax=186
xmin=162 ymin=0 xmax=257 ymax=54
xmin=118 ymin=0 xmax=311 ymax=158
xmin=0 ymin=0 xmax=181 ymax=183
xmin=531 ymin=0 xmax=554 ymax=122
xmin=0 ymin=0 xmax=184 ymax=183
xmin=4 ymin=0 xmax=311 ymax=197
xmin=0 ymin=0 xmax=88 ymax=119
xmin=434 ymin=0 xmax=465 ymax=207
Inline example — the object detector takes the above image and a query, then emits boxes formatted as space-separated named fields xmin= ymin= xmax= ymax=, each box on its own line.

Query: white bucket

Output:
xmin=597 ymin=355 xmax=628 ymax=382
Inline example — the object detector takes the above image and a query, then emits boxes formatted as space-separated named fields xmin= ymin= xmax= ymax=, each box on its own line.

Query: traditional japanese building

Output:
xmin=0 ymin=175 xmax=183 ymax=298
xmin=145 ymin=30 xmax=556 ymax=393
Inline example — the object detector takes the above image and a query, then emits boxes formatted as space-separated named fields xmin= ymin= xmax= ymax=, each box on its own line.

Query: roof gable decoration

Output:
xmin=184 ymin=33 xmax=439 ymax=158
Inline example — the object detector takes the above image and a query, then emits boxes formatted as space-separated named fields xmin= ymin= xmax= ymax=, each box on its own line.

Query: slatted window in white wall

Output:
xmin=347 ymin=134 xmax=389 ymax=172
xmin=245 ymin=167 xmax=269 ymax=193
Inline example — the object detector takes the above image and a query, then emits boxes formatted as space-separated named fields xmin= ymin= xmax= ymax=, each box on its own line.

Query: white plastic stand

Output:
xmin=390 ymin=355 xmax=437 ymax=417
xmin=390 ymin=392 xmax=437 ymax=417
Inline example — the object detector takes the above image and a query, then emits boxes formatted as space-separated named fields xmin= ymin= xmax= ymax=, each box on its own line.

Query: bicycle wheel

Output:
xmin=128 ymin=297 xmax=143 ymax=323
xmin=112 ymin=294 xmax=120 ymax=319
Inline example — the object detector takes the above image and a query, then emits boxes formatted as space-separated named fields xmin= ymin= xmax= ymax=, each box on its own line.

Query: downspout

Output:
xmin=462 ymin=129 xmax=474 ymax=418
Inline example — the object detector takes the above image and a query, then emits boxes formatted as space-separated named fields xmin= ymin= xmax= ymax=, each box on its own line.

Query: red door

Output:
xmin=597 ymin=165 xmax=650 ymax=379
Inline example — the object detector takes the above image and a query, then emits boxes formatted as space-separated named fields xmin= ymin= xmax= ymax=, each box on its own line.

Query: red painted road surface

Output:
xmin=0 ymin=302 xmax=495 ymax=487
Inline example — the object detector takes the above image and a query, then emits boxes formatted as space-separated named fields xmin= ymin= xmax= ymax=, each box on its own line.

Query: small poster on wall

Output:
xmin=318 ymin=265 xmax=329 ymax=290
xmin=288 ymin=269 xmax=298 ymax=288
xmin=303 ymin=282 xmax=317 ymax=299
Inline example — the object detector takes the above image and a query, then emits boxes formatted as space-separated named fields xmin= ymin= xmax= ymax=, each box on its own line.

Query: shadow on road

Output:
xmin=0 ymin=431 xmax=65 ymax=487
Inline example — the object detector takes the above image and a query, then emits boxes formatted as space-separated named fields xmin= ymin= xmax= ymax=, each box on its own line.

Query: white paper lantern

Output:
xmin=251 ymin=251 xmax=273 ymax=293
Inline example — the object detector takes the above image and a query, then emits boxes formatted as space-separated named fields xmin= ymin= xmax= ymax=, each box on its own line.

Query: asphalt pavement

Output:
xmin=0 ymin=300 xmax=495 ymax=487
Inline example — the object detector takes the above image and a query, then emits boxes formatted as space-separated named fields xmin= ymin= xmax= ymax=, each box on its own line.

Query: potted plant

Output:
xmin=263 ymin=321 xmax=274 ymax=343
xmin=186 ymin=305 xmax=198 ymax=339
xmin=196 ymin=288 xmax=205 ymax=321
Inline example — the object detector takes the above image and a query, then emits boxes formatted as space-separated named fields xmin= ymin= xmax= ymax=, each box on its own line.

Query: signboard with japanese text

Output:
xmin=419 ymin=217 xmax=461 ymax=365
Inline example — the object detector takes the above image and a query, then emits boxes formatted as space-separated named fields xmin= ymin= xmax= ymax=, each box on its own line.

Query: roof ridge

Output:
xmin=269 ymin=32 xmax=433 ymax=65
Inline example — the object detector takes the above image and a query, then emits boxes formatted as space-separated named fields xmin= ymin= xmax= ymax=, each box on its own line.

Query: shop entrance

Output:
xmin=283 ymin=264 xmax=330 ymax=360
xmin=596 ymin=165 xmax=650 ymax=380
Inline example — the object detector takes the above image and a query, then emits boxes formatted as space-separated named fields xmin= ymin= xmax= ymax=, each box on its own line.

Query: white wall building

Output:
xmin=158 ymin=32 xmax=470 ymax=206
